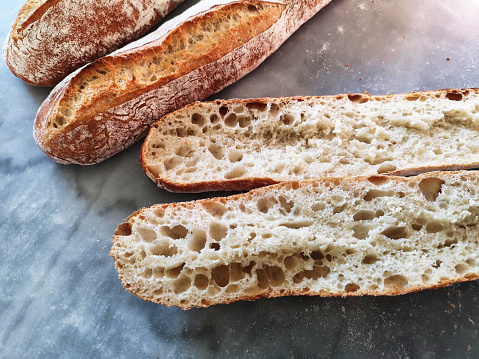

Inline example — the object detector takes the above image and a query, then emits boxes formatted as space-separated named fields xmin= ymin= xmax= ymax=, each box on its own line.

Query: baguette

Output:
xmin=141 ymin=88 xmax=479 ymax=192
xmin=111 ymin=170 xmax=479 ymax=309
xmin=3 ymin=0 xmax=185 ymax=87
xmin=33 ymin=0 xmax=332 ymax=165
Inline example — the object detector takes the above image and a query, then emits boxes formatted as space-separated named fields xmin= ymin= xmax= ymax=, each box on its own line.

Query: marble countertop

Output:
xmin=2 ymin=0 xmax=479 ymax=357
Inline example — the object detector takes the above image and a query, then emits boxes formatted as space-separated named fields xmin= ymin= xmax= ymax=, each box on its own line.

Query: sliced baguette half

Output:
xmin=141 ymin=88 xmax=479 ymax=192
xmin=111 ymin=170 xmax=479 ymax=309
xmin=34 ymin=0 xmax=332 ymax=164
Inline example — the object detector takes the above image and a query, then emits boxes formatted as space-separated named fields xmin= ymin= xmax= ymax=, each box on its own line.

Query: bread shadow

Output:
xmin=144 ymin=280 xmax=479 ymax=357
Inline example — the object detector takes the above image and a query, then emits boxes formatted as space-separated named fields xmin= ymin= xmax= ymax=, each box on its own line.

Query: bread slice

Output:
xmin=141 ymin=88 xmax=479 ymax=192
xmin=111 ymin=170 xmax=479 ymax=309
xmin=33 ymin=0 xmax=332 ymax=164
xmin=3 ymin=0 xmax=184 ymax=86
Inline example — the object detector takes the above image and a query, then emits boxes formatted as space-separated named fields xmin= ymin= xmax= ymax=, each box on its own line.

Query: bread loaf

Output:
xmin=141 ymin=88 xmax=479 ymax=192
xmin=33 ymin=0 xmax=332 ymax=165
xmin=3 ymin=0 xmax=185 ymax=87
xmin=111 ymin=171 xmax=479 ymax=309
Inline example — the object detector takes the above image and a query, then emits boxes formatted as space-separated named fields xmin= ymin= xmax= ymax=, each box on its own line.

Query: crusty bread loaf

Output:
xmin=141 ymin=88 xmax=479 ymax=192
xmin=33 ymin=0 xmax=332 ymax=165
xmin=3 ymin=0 xmax=185 ymax=87
xmin=111 ymin=170 xmax=479 ymax=309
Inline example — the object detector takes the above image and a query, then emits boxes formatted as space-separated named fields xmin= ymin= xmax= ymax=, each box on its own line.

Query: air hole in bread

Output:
xmin=165 ymin=156 xmax=182 ymax=170
xmin=279 ymin=220 xmax=314 ymax=229
xmin=194 ymin=274 xmax=209 ymax=290
xmin=304 ymin=265 xmax=330 ymax=280
xmin=352 ymin=224 xmax=371 ymax=240
xmin=405 ymin=94 xmax=420 ymax=101
xmin=466 ymin=258 xmax=476 ymax=267
xmin=210 ymin=242 xmax=220 ymax=251
xmin=160 ymin=225 xmax=188 ymax=240
xmin=209 ymin=222 xmax=227 ymax=241
xmin=419 ymin=177 xmax=445 ymax=201
xmin=446 ymin=92 xmax=463 ymax=101
xmin=348 ymin=94 xmax=369 ymax=103
xmin=353 ymin=210 xmax=375 ymax=221
xmin=224 ymin=164 xmax=246 ymax=179
xmin=284 ymin=255 xmax=298 ymax=271
xmin=228 ymin=149 xmax=243 ymax=163
xmin=362 ymin=254 xmax=378 ymax=264
xmin=377 ymin=163 xmax=397 ymax=174
xmin=455 ymin=264 xmax=468 ymax=274
xmin=311 ymin=202 xmax=326 ymax=212
xmin=175 ymin=144 xmax=193 ymax=157
xmin=141 ymin=268 xmax=152 ymax=279
xmin=281 ymin=114 xmax=295 ymax=125
xmin=165 ymin=263 xmax=185 ymax=278
xmin=150 ymin=240 xmax=177 ymax=257
xmin=238 ymin=115 xmax=252 ymax=128
xmin=191 ymin=113 xmax=206 ymax=127
xmin=256 ymin=196 xmax=278 ymax=213
xmin=201 ymin=201 xmax=227 ymax=218
xmin=426 ymin=221 xmax=444 ymax=234
xmin=279 ymin=196 xmax=294 ymax=213
xmin=211 ymin=265 xmax=230 ymax=287
xmin=345 ymin=283 xmax=360 ymax=292
xmin=137 ymin=227 xmax=157 ymax=243
xmin=367 ymin=176 xmax=389 ymax=186
xmin=384 ymin=275 xmax=408 ymax=289
xmin=230 ymin=263 xmax=245 ymax=282
xmin=219 ymin=106 xmax=229 ymax=117
xmin=173 ymin=276 xmax=191 ymax=294
xmin=442 ymin=237 xmax=458 ymax=248
xmin=176 ymin=127 xmax=187 ymax=137
xmin=255 ymin=269 xmax=269 ymax=288
xmin=189 ymin=230 xmax=207 ymax=252
xmin=246 ymin=101 xmax=268 ymax=111
xmin=363 ymin=189 xmax=395 ymax=201
xmin=208 ymin=143 xmax=225 ymax=160
xmin=381 ymin=226 xmax=408 ymax=240
xmin=411 ymin=223 xmax=422 ymax=231
xmin=333 ymin=203 xmax=347 ymax=214
xmin=264 ymin=265 xmax=285 ymax=286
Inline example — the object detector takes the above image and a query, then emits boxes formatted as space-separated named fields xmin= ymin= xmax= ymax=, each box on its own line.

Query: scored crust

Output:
xmin=4 ymin=0 xmax=184 ymax=86
xmin=33 ymin=0 xmax=332 ymax=164
xmin=111 ymin=170 xmax=479 ymax=309
xmin=140 ymin=88 xmax=479 ymax=192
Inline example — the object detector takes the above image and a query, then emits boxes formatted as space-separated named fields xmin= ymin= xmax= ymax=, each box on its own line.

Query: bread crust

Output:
xmin=111 ymin=171 xmax=479 ymax=309
xmin=33 ymin=0 xmax=332 ymax=164
xmin=3 ymin=0 xmax=184 ymax=87
xmin=140 ymin=88 xmax=479 ymax=192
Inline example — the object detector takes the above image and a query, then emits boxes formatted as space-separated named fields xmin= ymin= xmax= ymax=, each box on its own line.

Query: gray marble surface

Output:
xmin=1 ymin=0 xmax=479 ymax=357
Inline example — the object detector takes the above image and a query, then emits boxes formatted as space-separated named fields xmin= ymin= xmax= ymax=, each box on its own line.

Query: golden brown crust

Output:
xmin=141 ymin=88 xmax=479 ymax=192
xmin=4 ymin=0 xmax=184 ymax=86
xmin=33 ymin=0 xmax=332 ymax=164
xmin=111 ymin=171 xmax=479 ymax=309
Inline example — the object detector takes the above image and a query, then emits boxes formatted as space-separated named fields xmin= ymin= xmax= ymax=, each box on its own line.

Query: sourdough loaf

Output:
xmin=3 ymin=0 xmax=184 ymax=87
xmin=141 ymin=88 xmax=479 ymax=192
xmin=33 ymin=0 xmax=332 ymax=164
xmin=111 ymin=171 xmax=479 ymax=309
